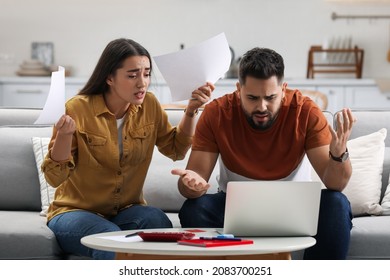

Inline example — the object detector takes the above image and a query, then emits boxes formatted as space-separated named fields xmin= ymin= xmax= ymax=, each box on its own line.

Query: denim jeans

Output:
xmin=48 ymin=205 xmax=172 ymax=260
xmin=179 ymin=189 xmax=352 ymax=260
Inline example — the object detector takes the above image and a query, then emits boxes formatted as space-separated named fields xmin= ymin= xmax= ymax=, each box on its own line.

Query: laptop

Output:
xmin=222 ymin=181 xmax=322 ymax=237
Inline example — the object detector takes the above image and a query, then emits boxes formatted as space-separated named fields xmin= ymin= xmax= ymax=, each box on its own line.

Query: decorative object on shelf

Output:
xmin=31 ymin=42 xmax=54 ymax=68
xmin=306 ymin=45 xmax=364 ymax=79
xmin=16 ymin=59 xmax=50 ymax=76
xmin=387 ymin=24 xmax=390 ymax=63
xmin=48 ymin=64 xmax=72 ymax=77
xmin=225 ymin=46 xmax=240 ymax=79
xmin=331 ymin=12 xmax=390 ymax=21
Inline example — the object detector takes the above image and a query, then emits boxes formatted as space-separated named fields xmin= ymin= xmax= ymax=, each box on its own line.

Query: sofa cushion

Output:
xmin=0 ymin=211 xmax=62 ymax=259
xmin=350 ymin=110 xmax=390 ymax=147
xmin=381 ymin=148 xmax=390 ymax=200
xmin=0 ymin=108 xmax=42 ymax=126
xmin=350 ymin=110 xmax=390 ymax=200
xmin=342 ymin=128 xmax=387 ymax=216
xmin=0 ymin=126 xmax=52 ymax=211
xmin=144 ymin=146 xmax=219 ymax=212
xmin=143 ymin=147 xmax=188 ymax=212
xmin=381 ymin=173 xmax=390 ymax=215
xmin=32 ymin=137 xmax=55 ymax=216
xmin=349 ymin=216 xmax=390 ymax=259
xmin=165 ymin=212 xmax=181 ymax=228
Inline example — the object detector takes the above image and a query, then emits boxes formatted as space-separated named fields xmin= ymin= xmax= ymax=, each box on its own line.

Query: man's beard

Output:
xmin=245 ymin=110 xmax=277 ymax=131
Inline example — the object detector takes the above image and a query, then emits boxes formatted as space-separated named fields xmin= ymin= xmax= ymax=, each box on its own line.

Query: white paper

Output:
xmin=153 ymin=32 xmax=231 ymax=102
xmin=98 ymin=235 xmax=143 ymax=243
xmin=34 ymin=66 xmax=66 ymax=124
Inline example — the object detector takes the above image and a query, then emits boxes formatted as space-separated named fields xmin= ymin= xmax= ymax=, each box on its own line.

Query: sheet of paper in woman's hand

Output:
xmin=153 ymin=32 xmax=231 ymax=102
xmin=34 ymin=66 xmax=66 ymax=124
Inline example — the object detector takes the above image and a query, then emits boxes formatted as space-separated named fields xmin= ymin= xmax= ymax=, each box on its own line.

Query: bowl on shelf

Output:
xmin=16 ymin=59 xmax=50 ymax=76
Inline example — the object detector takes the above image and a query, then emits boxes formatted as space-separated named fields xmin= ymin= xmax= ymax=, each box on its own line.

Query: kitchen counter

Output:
xmin=0 ymin=76 xmax=88 ymax=85
xmin=0 ymin=77 xmax=387 ymax=112
xmin=0 ymin=76 xmax=379 ymax=87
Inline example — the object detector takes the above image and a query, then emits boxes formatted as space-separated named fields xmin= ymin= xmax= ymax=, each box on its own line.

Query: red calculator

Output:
xmin=138 ymin=232 xmax=195 ymax=242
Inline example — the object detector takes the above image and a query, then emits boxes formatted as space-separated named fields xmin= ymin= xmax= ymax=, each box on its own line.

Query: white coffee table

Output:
xmin=81 ymin=228 xmax=315 ymax=260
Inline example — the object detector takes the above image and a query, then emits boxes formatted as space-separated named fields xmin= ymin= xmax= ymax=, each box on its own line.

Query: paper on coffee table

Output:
xmin=98 ymin=235 xmax=143 ymax=243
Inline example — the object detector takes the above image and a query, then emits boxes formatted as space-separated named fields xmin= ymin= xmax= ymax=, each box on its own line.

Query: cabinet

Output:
xmin=0 ymin=77 xmax=85 ymax=108
xmin=316 ymin=86 xmax=345 ymax=113
xmin=287 ymin=83 xmax=344 ymax=112
xmin=0 ymin=77 xmax=387 ymax=113
xmin=1 ymin=84 xmax=50 ymax=108
xmin=345 ymin=86 xmax=390 ymax=110
xmin=286 ymin=80 xmax=385 ymax=113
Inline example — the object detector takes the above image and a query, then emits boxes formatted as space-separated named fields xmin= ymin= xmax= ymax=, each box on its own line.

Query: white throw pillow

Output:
xmin=31 ymin=137 xmax=55 ymax=216
xmin=342 ymin=128 xmax=387 ymax=216
xmin=381 ymin=174 xmax=390 ymax=215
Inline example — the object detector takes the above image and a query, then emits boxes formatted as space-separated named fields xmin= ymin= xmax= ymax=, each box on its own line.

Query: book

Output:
xmin=177 ymin=238 xmax=253 ymax=247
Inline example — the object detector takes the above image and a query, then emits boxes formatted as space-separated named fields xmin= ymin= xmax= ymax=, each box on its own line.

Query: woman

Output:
xmin=42 ymin=38 xmax=214 ymax=259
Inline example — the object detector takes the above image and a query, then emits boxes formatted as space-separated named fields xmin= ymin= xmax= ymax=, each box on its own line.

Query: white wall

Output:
xmin=1 ymin=0 xmax=390 ymax=79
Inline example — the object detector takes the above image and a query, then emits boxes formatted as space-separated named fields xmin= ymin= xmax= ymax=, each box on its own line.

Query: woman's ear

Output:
xmin=106 ymin=75 xmax=113 ymax=86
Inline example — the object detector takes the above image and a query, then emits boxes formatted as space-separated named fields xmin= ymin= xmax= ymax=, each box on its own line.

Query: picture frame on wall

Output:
xmin=31 ymin=42 xmax=54 ymax=67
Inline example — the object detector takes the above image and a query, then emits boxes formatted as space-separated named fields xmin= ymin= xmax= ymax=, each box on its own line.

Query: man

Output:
xmin=172 ymin=47 xmax=355 ymax=260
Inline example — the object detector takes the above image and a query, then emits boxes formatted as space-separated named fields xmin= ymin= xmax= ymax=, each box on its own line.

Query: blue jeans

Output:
xmin=179 ymin=189 xmax=352 ymax=260
xmin=48 ymin=205 xmax=172 ymax=260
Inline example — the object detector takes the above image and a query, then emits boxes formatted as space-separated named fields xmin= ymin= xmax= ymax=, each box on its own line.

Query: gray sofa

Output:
xmin=0 ymin=107 xmax=389 ymax=260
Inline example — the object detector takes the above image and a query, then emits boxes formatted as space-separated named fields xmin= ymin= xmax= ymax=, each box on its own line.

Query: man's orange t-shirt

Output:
xmin=192 ymin=88 xmax=331 ymax=180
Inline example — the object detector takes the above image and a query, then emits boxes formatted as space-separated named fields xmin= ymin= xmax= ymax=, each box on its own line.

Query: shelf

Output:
xmin=306 ymin=46 xmax=364 ymax=79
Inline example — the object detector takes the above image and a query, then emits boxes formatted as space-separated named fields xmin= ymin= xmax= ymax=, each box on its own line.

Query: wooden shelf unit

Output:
xmin=306 ymin=45 xmax=364 ymax=79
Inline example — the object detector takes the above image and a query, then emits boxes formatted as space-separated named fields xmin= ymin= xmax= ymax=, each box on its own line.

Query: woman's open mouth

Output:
xmin=135 ymin=91 xmax=145 ymax=100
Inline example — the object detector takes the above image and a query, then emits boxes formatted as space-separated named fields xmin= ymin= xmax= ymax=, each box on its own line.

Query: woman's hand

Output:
xmin=186 ymin=82 xmax=215 ymax=112
xmin=50 ymin=115 xmax=76 ymax=162
xmin=55 ymin=114 xmax=76 ymax=136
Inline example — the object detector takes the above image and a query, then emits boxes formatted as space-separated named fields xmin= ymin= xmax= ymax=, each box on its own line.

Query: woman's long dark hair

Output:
xmin=79 ymin=38 xmax=152 ymax=96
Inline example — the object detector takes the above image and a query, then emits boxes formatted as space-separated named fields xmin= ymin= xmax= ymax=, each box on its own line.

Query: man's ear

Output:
xmin=281 ymin=82 xmax=287 ymax=98
xmin=236 ymin=81 xmax=241 ymax=92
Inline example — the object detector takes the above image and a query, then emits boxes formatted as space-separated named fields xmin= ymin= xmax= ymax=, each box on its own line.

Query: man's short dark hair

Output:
xmin=238 ymin=47 xmax=284 ymax=85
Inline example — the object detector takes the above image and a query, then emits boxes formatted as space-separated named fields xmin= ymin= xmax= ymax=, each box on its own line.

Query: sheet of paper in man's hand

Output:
xmin=34 ymin=66 xmax=66 ymax=124
xmin=153 ymin=32 xmax=231 ymax=102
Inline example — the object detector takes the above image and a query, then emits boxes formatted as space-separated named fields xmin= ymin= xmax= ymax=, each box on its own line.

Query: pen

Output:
xmin=125 ymin=231 xmax=143 ymax=238
xmin=216 ymin=234 xmax=235 ymax=238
